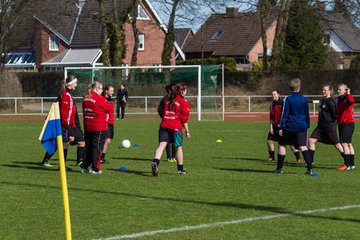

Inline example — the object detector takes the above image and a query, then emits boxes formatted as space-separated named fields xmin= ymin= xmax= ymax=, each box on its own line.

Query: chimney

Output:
xmin=226 ymin=8 xmax=239 ymax=17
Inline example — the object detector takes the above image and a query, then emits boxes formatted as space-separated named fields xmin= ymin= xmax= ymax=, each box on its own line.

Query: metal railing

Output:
xmin=1 ymin=95 xmax=359 ymax=115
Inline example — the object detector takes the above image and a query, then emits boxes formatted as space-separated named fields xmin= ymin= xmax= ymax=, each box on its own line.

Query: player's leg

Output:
xmin=174 ymin=131 xmax=186 ymax=174
xmin=290 ymin=145 xmax=301 ymax=163
xmin=41 ymin=151 xmax=54 ymax=167
xmin=152 ymin=127 xmax=171 ymax=176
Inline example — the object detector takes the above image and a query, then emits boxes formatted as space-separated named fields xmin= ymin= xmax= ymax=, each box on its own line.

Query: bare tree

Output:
xmin=0 ymin=0 xmax=27 ymax=68
xmin=129 ymin=0 xmax=141 ymax=66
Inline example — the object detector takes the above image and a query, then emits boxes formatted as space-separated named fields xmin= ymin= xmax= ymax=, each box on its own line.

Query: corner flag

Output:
xmin=39 ymin=102 xmax=62 ymax=154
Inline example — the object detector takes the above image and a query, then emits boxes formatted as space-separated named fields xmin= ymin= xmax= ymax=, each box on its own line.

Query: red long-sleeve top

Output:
xmin=336 ymin=94 xmax=355 ymax=124
xmin=104 ymin=95 xmax=115 ymax=125
xmin=160 ymin=94 xmax=191 ymax=132
xmin=57 ymin=88 xmax=76 ymax=129
xmin=83 ymin=92 xmax=112 ymax=131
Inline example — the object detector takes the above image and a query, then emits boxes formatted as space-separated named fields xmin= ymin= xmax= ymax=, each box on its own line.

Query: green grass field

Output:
xmin=1 ymin=118 xmax=360 ymax=240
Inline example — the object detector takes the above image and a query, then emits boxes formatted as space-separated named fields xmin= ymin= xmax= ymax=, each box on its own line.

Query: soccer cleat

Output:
xmin=100 ymin=159 xmax=109 ymax=164
xmin=351 ymin=165 xmax=356 ymax=170
xmin=337 ymin=165 xmax=348 ymax=171
xmin=167 ymin=158 xmax=176 ymax=163
xmin=151 ymin=162 xmax=158 ymax=176
xmin=42 ymin=161 xmax=53 ymax=168
xmin=81 ymin=168 xmax=90 ymax=173
xmin=178 ymin=169 xmax=187 ymax=175
xmin=272 ymin=168 xmax=283 ymax=174
xmin=76 ymin=161 xmax=83 ymax=166
xmin=91 ymin=170 xmax=103 ymax=174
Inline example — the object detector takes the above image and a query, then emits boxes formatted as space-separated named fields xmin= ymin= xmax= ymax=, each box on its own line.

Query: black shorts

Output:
xmin=106 ymin=124 xmax=114 ymax=139
xmin=158 ymin=127 xmax=183 ymax=147
xmin=279 ymin=130 xmax=308 ymax=148
xmin=69 ymin=127 xmax=85 ymax=145
xmin=267 ymin=124 xmax=280 ymax=141
xmin=310 ymin=127 xmax=339 ymax=145
xmin=338 ymin=123 xmax=354 ymax=143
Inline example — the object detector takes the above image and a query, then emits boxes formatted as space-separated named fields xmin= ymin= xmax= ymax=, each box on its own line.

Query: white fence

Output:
xmin=1 ymin=95 xmax=359 ymax=115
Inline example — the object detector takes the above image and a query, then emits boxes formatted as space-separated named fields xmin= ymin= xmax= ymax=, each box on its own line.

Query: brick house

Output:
xmin=183 ymin=8 xmax=277 ymax=70
xmin=4 ymin=0 xmax=184 ymax=71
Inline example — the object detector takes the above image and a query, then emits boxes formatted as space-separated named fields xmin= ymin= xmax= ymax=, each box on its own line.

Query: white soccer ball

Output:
xmin=122 ymin=139 xmax=131 ymax=148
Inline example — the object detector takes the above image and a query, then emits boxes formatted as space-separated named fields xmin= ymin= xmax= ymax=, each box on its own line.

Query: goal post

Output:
xmin=64 ymin=65 xmax=224 ymax=121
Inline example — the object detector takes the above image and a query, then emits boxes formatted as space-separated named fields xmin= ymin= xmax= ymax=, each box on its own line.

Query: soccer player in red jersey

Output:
xmin=336 ymin=84 xmax=355 ymax=170
xmin=267 ymin=89 xmax=301 ymax=163
xmin=100 ymin=85 xmax=115 ymax=164
xmin=152 ymin=83 xmax=191 ymax=176
xmin=81 ymin=82 xmax=112 ymax=174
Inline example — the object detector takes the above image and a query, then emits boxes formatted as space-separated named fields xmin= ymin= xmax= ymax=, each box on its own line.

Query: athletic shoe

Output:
xmin=178 ymin=169 xmax=187 ymax=175
xmin=41 ymin=161 xmax=53 ymax=168
xmin=81 ymin=168 xmax=90 ymax=173
xmin=296 ymin=159 xmax=301 ymax=163
xmin=351 ymin=165 xmax=356 ymax=170
xmin=100 ymin=159 xmax=109 ymax=164
xmin=76 ymin=161 xmax=83 ymax=166
xmin=151 ymin=162 xmax=158 ymax=176
xmin=337 ymin=165 xmax=348 ymax=171
xmin=267 ymin=157 xmax=274 ymax=161
xmin=167 ymin=158 xmax=176 ymax=163
xmin=91 ymin=170 xmax=103 ymax=174
xmin=272 ymin=168 xmax=283 ymax=174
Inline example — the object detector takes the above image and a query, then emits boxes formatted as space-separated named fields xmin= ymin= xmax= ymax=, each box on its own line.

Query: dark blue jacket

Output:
xmin=279 ymin=92 xmax=310 ymax=132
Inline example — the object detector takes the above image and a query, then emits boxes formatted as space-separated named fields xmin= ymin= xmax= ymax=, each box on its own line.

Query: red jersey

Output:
xmin=269 ymin=98 xmax=283 ymax=125
xmin=83 ymin=92 xmax=112 ymax=131
xmin=57 ymin=88 xmax=76 ymax=129
xmin=104 ymin=95 xmax=115 ymax=124
xmin=160 ymin=94 xmax=190 ymax=132
xmin=336 ymin=94 xmax=355 ymax=124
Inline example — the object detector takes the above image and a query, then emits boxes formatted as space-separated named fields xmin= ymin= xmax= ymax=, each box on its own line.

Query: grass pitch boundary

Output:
xmin=96 ymin=204 xmax=360 ymax=240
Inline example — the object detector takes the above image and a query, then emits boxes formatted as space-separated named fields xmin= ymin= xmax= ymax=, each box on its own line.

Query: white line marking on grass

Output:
xmin=96 ymin=204 xmax=360 ymax=240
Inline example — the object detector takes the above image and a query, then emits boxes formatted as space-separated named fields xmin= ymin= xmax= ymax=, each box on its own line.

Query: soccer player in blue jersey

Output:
xmin=272 ymin=78 xmax=317 ymax=176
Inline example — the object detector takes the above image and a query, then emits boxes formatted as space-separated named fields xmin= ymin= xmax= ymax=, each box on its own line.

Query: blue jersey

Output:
xmin=279 ymin=92 xmax=310 ymax=132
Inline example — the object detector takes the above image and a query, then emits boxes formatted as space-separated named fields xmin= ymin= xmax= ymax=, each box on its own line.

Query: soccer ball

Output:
xmin=122 ymin=139 xmax=131 ymax=148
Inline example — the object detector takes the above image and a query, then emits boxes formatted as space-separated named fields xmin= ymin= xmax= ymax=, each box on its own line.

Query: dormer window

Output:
xmin=49 ymin=34 xmax=59 ymax=51
xmin=137 ymin=5 xmax=150 ymax=20
xmin=210 ymin=30 xmax=224 ymax=41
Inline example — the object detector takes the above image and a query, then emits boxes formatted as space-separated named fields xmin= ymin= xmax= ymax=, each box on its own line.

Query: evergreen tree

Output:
xmin=282 ymin=0 xmax=327 ymax=71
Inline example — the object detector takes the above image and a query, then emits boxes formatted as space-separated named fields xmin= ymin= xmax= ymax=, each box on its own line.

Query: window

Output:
xmin=49 ymin=34 xmax=60 ymax=51
xmin=137 ymin=5 xmax=149 ymax=20
xmin=138 ymin=34 xmax=145 ymax=51
xmin=210 ymin=30 xmax=224 ymax=41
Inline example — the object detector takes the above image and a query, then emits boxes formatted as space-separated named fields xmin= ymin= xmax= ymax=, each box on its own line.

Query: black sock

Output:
xmin=64 ymin=149 xmax=68 ymax=162
xmin=77 ymin=147 xmax=85 ymax=163
xmin=350 ymin=154 xmax=355 ymax=166
xmin=177 ymin=164 xmax=184 ymax=171
xmin=42 ymin=152 xmax=54 ymax=164
xmin=277 ymin=154 xmax=285 ymax=170
xmin=309 ymin=150 xmax=315 ymax=164
xmin=341 ymin=152 xmax=345 ymax=165
xmin=344 ymin=154 xmax=351 ymax=167
xmin=153 ymin=158 xmax=160 ymax=166
xmin=269 ymin=151 xmax=275 ymax=159
xmin=302 ymin=150 xmax=312 ymax=171
xmin=102 ymin=153 xmax=106 ymax=160
xmin=294 ymin=151 xmax=301 ymax=161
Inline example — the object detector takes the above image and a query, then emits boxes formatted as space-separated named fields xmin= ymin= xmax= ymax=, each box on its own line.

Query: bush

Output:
xmin=0 ymin=70 xmax=23 ymax=110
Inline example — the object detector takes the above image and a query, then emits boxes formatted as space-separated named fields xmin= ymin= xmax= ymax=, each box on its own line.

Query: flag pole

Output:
xmin=54 ymin=103 xmax=72 ymax=240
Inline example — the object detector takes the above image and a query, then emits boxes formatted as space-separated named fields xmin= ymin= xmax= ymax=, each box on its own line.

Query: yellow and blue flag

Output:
xmin=39 ymin=102 xmax=62 ymax=155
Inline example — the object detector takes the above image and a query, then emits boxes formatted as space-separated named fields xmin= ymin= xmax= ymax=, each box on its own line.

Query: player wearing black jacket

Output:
xmin=116 ymin=84 xmax=128 ymax=120
xmin=309 ymin=85 xmax=344 ymax=165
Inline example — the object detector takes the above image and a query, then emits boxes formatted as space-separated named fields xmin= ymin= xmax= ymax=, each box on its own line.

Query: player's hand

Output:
xmin=346 ymin=88 xmax=350 ymax=95
xmin=270 ymin=130 xmax=274 ymax=134
xmin=185 ymin=132 xmax=191 ymax=139
xmin=279 ymin=129 xmax=283 ymax=137
xmin=69 ymin=136 xmax=75 ymax=142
